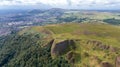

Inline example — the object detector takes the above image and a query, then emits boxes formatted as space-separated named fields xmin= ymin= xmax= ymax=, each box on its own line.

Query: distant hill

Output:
xmin=0 ymin=9 xmax=28 ymax=15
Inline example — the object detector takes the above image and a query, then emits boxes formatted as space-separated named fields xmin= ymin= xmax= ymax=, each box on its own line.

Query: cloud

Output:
xmin=0 ymin=0 xmax=68 ymax=6
xmin=0 ymin=0 xmax=120 ymax=9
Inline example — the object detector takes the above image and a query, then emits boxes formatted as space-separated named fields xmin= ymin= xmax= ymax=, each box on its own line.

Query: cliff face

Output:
xmin=51 ymin=40 xmax=75 ymax=57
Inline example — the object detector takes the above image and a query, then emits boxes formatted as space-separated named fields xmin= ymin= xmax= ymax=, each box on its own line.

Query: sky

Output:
xmin=0 ymin=0 xmax=120 ymax=10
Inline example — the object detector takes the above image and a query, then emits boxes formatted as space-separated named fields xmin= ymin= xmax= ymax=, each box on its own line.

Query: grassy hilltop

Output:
xmin=18 ymin=23 xmax=120 ymax=67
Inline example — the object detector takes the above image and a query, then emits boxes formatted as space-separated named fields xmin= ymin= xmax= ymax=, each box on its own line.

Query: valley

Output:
xmin=0 ymin=8 xmax=120 ymax=36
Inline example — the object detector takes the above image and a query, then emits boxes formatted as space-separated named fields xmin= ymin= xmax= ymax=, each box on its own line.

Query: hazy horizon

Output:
xmin=0 ymin=0 xmax=120 ymax=10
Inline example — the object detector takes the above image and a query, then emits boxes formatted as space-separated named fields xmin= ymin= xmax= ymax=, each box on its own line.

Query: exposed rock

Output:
xmin=98 ymin=44 xmax=110 ymax=50
xmin=51 ymin=40 xmax=69 ymax=56
xmin=86 ymin=40 xmax=102 ymax=46
xmin=69 ymin=40 xmax=76 ymax=50
xmin=69 ymin=57 xmax=75 ymax=63
xmin=66 ymin=52 xmax=73 ymax=60
xmin=86 ymin=40 xmax=119 ymax=52
xmin=51 ymin=40 xmax=75 ymax=57
xmin=101 ymin=62 xmax=113 ymax=67
xmin=42 ymin=39 xmax=54 ymax=47
xmin=46 ymin=39 xmax=54 ymax=47
xmin=116 ymin=56 xmax=120 ymax=67
xmin=66 ymin=51 xmax=75 ymax=63
xmin=109 ymin=47 xmax=119 ymax=52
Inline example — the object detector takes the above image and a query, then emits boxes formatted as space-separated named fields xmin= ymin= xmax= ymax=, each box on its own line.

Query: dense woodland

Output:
xmin=103 ymin=18 xmax=120 ymax=25
xmin=0 ymin=33 xmax=70 ymax=67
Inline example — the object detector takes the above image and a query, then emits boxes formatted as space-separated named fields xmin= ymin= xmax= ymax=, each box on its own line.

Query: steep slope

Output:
xmin=0 ymin=34 xmax=70 ymax=67
xmin=0 ymin=23 xmax=120 ymax=67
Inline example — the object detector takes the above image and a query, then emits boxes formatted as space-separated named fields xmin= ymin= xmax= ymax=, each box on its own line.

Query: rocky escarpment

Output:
xmin=51 ymin=40 xmax=76 ymax=58
xmin=86 ymin=40 xmax=120 ymax=52
xmin=48 ymin=39 xmax=120 ymax=66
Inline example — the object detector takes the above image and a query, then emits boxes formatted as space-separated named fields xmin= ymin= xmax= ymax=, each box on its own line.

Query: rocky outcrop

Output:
xmin=51 ymin=39 xmax=76 ymax=57
xmin=86 ymin=40 xmax=119 ymax=52
xmin=50 ymin=39 xmax=119 ymax=66
xmin=66 ymin=51 xmax=75 ymax=63
xmin=116 ymin=56 xmax=120 ymax=67
xmin=86 ymin=40 xmax=109 ymax=50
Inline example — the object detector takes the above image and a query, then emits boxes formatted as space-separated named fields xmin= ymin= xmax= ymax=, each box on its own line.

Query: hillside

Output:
xmin=0 ymin=23 xmax=120 ymax=67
